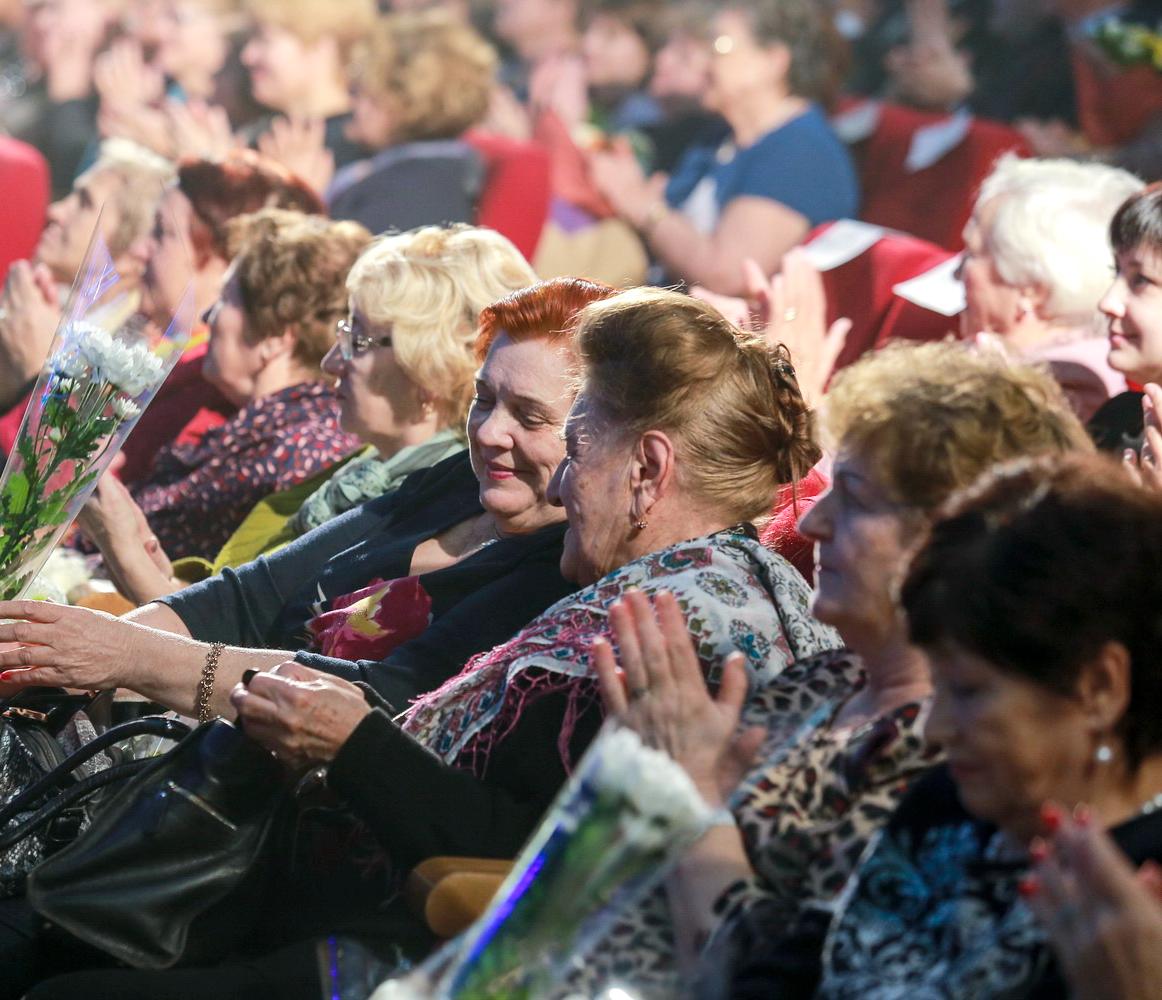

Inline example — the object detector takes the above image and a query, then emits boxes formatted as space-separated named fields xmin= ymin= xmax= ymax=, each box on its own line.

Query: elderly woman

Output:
xmin=83 ymin=224 xmax=536 ymax=603
xmin=572 ymin=341 xmax=1092 ymax=998
xmin=119 ymin=208 xmax=368 ymax=560
xmin=1094 ymin=183 xmax=1162 ymax=455
xmin=588 ymin=0 xmax=857 ymax=295
xmin=9 ymin=287 xmax=837 ymax=998
xmin=961 ymin=155 xmax=1142 ymax=421
xmin=281 ymin=10 xmax=498 ymax=234
xmin=788 ymin=453 xmax=1162 ymax=998
xmin=3 ymin=278 xmax=608 ymax=723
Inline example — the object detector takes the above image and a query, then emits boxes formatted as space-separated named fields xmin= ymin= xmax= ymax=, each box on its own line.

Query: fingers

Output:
xmin=268 ymin=659 xmax=321 ymax=682
xmin=607 ymin=598 xmax=648 ymax=698
xmin=716 ymin=652 xmax=751 ymax=716
xmin=0 ymin=599 xmax=66 ymax=625
xmin=591 ymin=636 xmax=628 ymax=715
xmin=1062 ymin=818 xmax=1145 ymax=906
xmin=742 ymin=258 xmax=769 ymax=302
xmin=624 ymin=589 xmax=674 ymax=692
xmin=653 ymin=590 xmax=703 ymax=694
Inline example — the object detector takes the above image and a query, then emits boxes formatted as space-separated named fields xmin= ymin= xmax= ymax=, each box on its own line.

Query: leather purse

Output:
xmin=27 ymin=718 xmax=285 ymax=969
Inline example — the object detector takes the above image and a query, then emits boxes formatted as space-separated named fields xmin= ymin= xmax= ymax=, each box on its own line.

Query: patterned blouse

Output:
xmin=568 ymin=650 xmax=939 ymax=999
xmin=133 ymin=381 xmax=359 ymax=560
xmin=815 ymin=765 xmax=1162 ymax=999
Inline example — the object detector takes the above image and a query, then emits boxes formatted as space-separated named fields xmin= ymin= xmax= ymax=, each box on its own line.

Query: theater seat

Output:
xmin=405 ymin=856 xmax=512 ymax=939
xmin=464 ymin=129 xmax=552 ymax=261
xmin=836 ymin=100 xmax=1031 ymax=252
xmin=0 ymin=137 xmax=49 ymax=285
xmin=802 ymin=220 xmax=960 ymax=375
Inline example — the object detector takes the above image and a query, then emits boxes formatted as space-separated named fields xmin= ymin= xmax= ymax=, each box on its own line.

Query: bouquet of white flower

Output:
xmin=369 ymin=724 xmax=714 ymax=1000
xmin=0 ymin=224 xmax=193 ymax=600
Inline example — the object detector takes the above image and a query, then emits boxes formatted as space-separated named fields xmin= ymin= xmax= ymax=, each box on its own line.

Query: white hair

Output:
xmin=976 ymin=154 xmax=1144 ymax=326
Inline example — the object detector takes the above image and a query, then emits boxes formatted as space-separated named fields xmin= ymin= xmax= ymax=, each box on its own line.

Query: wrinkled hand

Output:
xmin=756 ymin=250 xmax=851 ymax=406
xmin=167 ymin=99 xmax=237 ymax=160
xmin=1026 ymin=809 xmax=1162 ymax=1000
xmin=587 ymin=142 xmax=663 ymax=227
xmin=1124 ymin=383 xmax=1162 ymax=493
xmin=592 ymin=590 xmax=765 ymax=808
xmin=230 ymin=661 xmax=371 ymax=770
xmin=0 ymin=261 xmax=61 ymax=387
xmin=0 ymin=600 xmax=149 ymax=692
xmin=257 ymin=117 xmax=335 ymax=196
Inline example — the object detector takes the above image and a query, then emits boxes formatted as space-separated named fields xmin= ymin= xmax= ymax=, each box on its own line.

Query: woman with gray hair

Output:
xmin=960 ymin=154 xmax=1143 ymax=420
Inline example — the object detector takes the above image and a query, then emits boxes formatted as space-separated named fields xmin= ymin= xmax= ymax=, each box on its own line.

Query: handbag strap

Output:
xmin=0 ymin=758 xmax=155 ymax=852
xmin=0 ymin=716 xmax=191 ymax=827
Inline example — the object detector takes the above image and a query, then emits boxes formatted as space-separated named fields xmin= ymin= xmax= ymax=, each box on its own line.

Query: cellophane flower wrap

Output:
xmin=372 ymin=723 xmax=714 ymax=1000
xmin=0 ymin=222 xmax=193 ymax=600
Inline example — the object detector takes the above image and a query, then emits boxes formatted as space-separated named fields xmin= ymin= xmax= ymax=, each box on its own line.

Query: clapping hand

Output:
xmin=257 ymin=117 xmax=335 ymax=197
xmin=592 ymin=589 xmax=765 ymax=809
xmin=1025 ymin=806 xmax=1162 ymax=1000
xmin=1124 ymin=384 xmax=1162 ymax=494
xmin=167 ymin=99 xmax=237 ymax=160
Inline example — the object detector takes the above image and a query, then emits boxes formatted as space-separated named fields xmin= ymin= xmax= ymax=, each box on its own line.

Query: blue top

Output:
xmin=665 ymin=104 xmax=859 ymax=232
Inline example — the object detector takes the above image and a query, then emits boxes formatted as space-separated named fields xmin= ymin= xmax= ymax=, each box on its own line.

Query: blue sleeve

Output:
xmin=158 ymin=500 xmax=391 ymax=648
xmin=729 ymin=112 xmax=860 ymax=227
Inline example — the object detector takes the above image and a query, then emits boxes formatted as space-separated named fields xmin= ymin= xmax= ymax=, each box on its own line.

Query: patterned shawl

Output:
xmin=401 ymin=526 xmax=841 ymax=778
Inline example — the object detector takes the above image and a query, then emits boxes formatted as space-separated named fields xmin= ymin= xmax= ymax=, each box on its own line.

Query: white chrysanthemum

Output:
xmin=111 ymin=397 xmax=141 ymax=421
xmin=587 ymin=727 xmax=713 ymax=840
xmin=69 ymin=324 xmax=165 ymax=397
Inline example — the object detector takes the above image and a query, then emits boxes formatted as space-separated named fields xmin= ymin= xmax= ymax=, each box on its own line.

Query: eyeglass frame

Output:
xmin=335 ymin=317 xmax=393 ymax=361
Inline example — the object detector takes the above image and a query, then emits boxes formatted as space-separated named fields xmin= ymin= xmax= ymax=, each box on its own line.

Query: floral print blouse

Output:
xmin=133 ymin=381 xmax=359 ymax=559
xmin=567 ymin=650 xmax=939 ymax=999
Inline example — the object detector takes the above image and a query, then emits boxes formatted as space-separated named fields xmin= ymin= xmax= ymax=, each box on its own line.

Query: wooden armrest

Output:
xmin=405 ymin=856 xmax=513 ymax=938
xmin=74 ymin=591 xmax=136 ymax=616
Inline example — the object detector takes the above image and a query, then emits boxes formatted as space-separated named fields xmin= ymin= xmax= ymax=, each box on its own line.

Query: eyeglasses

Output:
xmin=335 ymin=317 xmax=393 ymax=361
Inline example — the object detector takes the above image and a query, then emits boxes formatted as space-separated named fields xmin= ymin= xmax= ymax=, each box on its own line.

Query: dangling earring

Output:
xmin=1095 ymin=742 xmax=1114 ymax=764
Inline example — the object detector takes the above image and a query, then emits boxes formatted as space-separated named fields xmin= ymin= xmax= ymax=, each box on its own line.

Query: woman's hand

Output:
xmin=587 ymin=141 xmax=665 ymax=227
xmin=1124 ymin=383 xmax=1162 ymax=493
xmin=0 ymin=600 xmax=151 ymax=691
xmin=257 ymin=116 xmax=335 ymax=197
xmin=1026 ymin=808 xmax=1162 ymax=1000
xmin=167 ymin=99 xmax=237 ymax=160
xmin=756 ymin=250 xmax=851 ymax=407
xmin=230 ymin=661 xmax=371 ymax=771
xmin=592 ymin=589 xmax=765 ymax=808
xmin=76 ymin=474 xmax=175 ymax=602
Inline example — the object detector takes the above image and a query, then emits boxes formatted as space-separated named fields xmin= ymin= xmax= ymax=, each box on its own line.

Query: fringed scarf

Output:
xmin=401 ymin=527 xmax=842 ymax=779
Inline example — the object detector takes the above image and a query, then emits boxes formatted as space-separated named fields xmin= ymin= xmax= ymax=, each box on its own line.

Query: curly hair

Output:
xmin=902 ymin=453 xmax=1162 ymax=770
xmin=225 ymin=209 xmax=372 ymax=371
xmin=823 ymin=341 xmax=1094 ymax=512
xmin=725 ymin=0 xmax=847 ymax=105
xmin=177 ymin=151 xmax=324 ymax=263
xmin=346 ymin=225 xmax=536 ymax=427
xmin=352 ymin=11 xmax=497 ymax=143
xmin=576 ymin=287 xmax=820 ymax=521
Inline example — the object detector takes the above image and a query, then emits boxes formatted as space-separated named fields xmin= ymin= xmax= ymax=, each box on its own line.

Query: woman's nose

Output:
xmin=471 ymin=408 xmax=512 ymax=449
xmin=320 ymin=343 xmax=346 ymax=376
xmin=546 ymin=459 xmax=566 ymax=508
xmin=797 ymin=490 xmax=832 ymax=542
xmin=1098 ymin=276 xmax=1126 ymax=318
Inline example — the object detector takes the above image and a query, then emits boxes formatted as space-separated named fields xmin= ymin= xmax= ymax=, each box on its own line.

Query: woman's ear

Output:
xmin=259 ymin=327 xmax=298 ymax=365
xmin=1078 ymin=640 xmax=1133 ymax=739
xmin=630 ymin=429 xmax=677 ymax=518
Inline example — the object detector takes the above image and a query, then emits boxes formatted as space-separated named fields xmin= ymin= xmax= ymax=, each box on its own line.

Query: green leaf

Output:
xmin=1 ymin=471 xmax=31 ymax=518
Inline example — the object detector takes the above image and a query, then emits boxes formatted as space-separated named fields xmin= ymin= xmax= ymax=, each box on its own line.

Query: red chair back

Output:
xmin=0 ymin=137 xmax=48 ymax=285
xmin=463 ymin=130 xmax=552 ymax=261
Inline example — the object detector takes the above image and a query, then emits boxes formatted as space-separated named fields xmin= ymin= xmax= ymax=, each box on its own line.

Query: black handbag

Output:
xmin=0 ymin=689 xmax=189 ymax=897
xmin=27 ymin=717 xmax=285 ymax=969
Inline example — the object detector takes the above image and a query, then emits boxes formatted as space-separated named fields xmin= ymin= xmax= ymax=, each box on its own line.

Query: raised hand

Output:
xmin=592 ymin=589 xmax=765 ymax=808
xmin=257 ymin=117 xmax=335 ymax=197
xmin=1124 ymin=383 xmax=1162 ymax=493
xmin=167 ymin=99 xmax=237 ymax=160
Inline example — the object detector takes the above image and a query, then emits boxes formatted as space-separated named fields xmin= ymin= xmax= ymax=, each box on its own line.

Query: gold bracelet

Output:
xmin=196 ymin=642 xmax=225 ymax=724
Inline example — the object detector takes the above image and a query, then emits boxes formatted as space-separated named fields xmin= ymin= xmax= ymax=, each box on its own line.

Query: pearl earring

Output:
xmin=633 ymin=518 xmax=648 ymax=530
xmin=1095 ymin=743 xmax=1114 ymax=764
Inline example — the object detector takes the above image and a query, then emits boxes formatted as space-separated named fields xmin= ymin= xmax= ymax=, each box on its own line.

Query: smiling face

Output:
xmin=924 ymin=642 xmax=1093 ymax=842
xmin=798 ymin=451 xmax=918 ymax=647
xmin=37 ymin=168 xmax=127 ymax=285
xmin=241 ymin=21 xmax=311 ymax=111
xmin=547 ymin=393 xmax=636 ymax=585
xmin=1102 ymin=243 xmax=1162 ymax=385
xmin=466 ymin=332 xmax=573 ymax=536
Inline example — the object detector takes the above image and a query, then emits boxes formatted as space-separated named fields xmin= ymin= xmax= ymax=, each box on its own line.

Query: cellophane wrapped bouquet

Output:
xmin=371 ymin=723 xmax=714 ymax=1000
xmin=0 ymin=219 xmax=193 ymax=600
